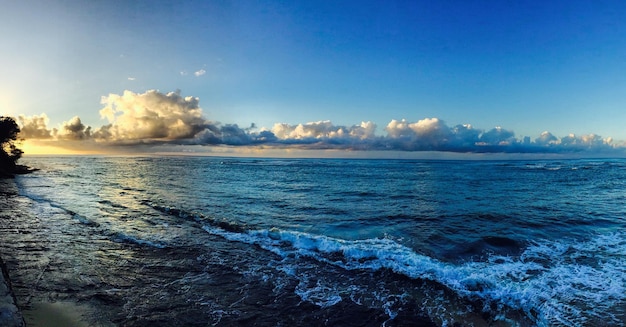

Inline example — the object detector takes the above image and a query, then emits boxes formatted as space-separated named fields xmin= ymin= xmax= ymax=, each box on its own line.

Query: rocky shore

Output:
xmin=0 ymin=178 xmax=25 ymax=327
xmin=0 ymin=165 xmax=38 ymax=179
xmin=1 ymin=257 xmax=24 ymax=327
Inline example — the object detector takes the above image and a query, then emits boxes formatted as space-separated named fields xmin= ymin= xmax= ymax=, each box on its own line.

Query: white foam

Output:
xmin=294 ymin=277 xmax=343 ymax=308
xmin=202 ymin=225 xmax=626 ymax=326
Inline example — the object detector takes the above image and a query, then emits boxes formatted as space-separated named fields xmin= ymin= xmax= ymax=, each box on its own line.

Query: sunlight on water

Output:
xmin=8 ymin=156 xmax=626 ymax=326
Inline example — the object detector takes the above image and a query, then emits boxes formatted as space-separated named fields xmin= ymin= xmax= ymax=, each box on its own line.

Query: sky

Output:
xmin=2 ymin=0 xmax=626 ymax=157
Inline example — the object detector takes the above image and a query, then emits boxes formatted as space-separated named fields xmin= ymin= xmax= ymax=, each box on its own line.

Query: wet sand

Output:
xmin=22 ymin=301 xmax=95 ymax=327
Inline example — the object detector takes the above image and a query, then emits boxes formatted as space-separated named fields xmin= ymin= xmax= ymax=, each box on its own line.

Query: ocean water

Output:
xmin=3 ymin=156 xmax=626 ymax=326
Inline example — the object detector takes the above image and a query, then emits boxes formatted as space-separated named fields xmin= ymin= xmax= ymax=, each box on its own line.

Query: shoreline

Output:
xmin=0 ymin=177 xmax=99 ymax=327
xmin=0 ymin=256 xmax=25 ymax=327
xmin=0 ymin=174 xmax=437 ymax=326
xmin=0 ymin=165 xmax=39 ymax=179
xmin=0 ymin=178 xmax=25 ymax=327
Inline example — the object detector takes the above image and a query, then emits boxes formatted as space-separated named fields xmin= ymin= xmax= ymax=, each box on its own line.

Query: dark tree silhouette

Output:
xmin=0 ymin=116 xmax=24 ymax=177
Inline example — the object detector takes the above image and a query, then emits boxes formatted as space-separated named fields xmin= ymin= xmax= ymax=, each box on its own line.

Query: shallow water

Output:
xmin=1 ymin=156 xmax=625 ymax=326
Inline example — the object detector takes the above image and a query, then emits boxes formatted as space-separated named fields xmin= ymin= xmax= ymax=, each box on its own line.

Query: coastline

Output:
xmin=0 ymin=178 xmax=25 ymax=327
xmin=0 ymin=166 xmax=438 ymax=326
xmin=1 ymin=256 xmax=24 ymax=327
xmin=0 ymin=176 xmax=100 ymax=327
xmin=0 ymin=165 xmax=39 ymax=179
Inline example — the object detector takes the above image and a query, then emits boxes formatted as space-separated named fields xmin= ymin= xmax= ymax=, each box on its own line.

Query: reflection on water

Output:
xmin=1 ymin=157 xmax=624 ymax=326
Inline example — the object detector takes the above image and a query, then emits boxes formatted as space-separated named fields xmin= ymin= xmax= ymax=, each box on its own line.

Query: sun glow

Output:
xmin=21 ymin=140 xmax=102 ymax=155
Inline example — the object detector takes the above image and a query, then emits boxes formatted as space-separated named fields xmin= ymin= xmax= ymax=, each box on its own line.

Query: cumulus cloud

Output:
xmin=478 ymin=126 xmax=516 ymax=146
xmin=56 ymin=116 xmax=92 ymax=140
xmin=194 ymin=124 xmax=260 ymax=146
xmin=449 ymin=124 xmax=481 ymax=149
xmin=380 ymin=118 xmax=618 ymax=153
xmin=17 ymin=114 xmax=52 ymax=139
xmin=18 ymin=115 xmax=96 ymax=141
xmin=98 ymin=90 xmax=208 ymax=141
xmin=385 ymin=118 xmax=452 ymax=150
xmin=13 ymin=89 xmax=626 ymax=156
xmin=264 ymin=121 xmax=379 ymax=150
xmin=535 ymin=131 xmax=558 ymax=146
xmin=194 ymin=69 xmax=206 ymax=77
xmin=271 ymin=120 xmax=376 ymax=141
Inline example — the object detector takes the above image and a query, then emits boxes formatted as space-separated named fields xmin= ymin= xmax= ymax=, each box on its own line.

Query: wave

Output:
xmin=521 ymin=160 xmax=626 ymax=172
xmin=199 ymin=224 xmax=625 ymax=326
xmin=15 ymin=183 xmax=100 ymax=227
xmin=144 ymin=201 xmax=626 ymax=326
xmin=110 ymin=231 xmax=168 ymax=249
xmin=142 ymin=201 xmax=246 ymax=233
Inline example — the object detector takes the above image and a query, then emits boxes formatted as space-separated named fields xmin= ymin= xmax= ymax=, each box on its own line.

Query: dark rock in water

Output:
xmin=0 ymin=165 xmax=38 ymax=178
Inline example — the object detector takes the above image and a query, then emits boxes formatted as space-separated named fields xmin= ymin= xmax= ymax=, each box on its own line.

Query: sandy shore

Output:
xmin=21 ymin=301 xmax=93 ymax=327
xmin=1 ymin=178 xmax=93 ymax=327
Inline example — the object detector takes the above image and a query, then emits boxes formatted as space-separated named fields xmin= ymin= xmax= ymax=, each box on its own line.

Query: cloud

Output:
xmin=17 ymin=114 xmax=52 ymax=139
xmin=385 ymin=118 xmax=452 ymax=150
xmin=477 ymin=126 xmax=516 ymax=146
xmin=271 ymin=120 xmax=376 ymax=141
xmin=56 ymin=116 xmax=92 ymax=140
xmin=14 ymin=89 xmax=626 ymax=156
xmin=535 ymin=131 xmax=558 ymax=146
xmin=193 ymin=124 xmax=258 ymax=146
xmin=194 ymin=69 xmax=206 ymax=77
xmin=378 ymin=118 xmax=617 ymax=154
xmin=127 ymin=77 xmax=136 ymax=81
xmin=263 ymin=121 xmax=379 ymax=150
xmin=98 ymin=90 xmax=209 ymax=141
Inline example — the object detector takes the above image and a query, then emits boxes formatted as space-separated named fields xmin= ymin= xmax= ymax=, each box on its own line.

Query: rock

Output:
xmin=0 ymin=257 xmax=25 ymax=327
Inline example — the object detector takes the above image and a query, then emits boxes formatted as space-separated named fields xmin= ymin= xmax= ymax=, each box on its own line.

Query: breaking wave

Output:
xmin=147 ymin=201 xmax=626 ymax=326
xmin=204 ymin=225 xmax=625 ymax=326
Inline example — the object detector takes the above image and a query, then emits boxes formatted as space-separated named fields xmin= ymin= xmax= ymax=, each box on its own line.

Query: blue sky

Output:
xmin=3 ymin=1 xmax=626 ymax=155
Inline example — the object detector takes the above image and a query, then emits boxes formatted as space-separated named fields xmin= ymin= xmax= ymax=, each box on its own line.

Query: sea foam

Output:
xmin=201 ymin=224 xmax=626 ymax=326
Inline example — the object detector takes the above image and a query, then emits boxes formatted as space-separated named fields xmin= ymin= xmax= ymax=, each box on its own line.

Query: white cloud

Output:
xmin=270 ymin=120 xmax=376 ymax=142
xmin=479 ymin=126 xmax=516 ymax=146
xmin=535 ymin=131 xmax=558 ymax=146
xmin=55 ymin=116 xmax=92 ymax=140
xmin=194 ymin=69 xmax=206 ymax=77
xmin=17 ymin=114 xmax=52 ymax=139
xmin=98 ymin=90 xmax=208 ymax=141
xmin=385 ymin=117 xmax=448 ymax=138
xmin=12 ymin=90 xmax=626 ymax=156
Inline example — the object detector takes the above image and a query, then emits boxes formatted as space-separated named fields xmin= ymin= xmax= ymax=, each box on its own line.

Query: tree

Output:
xmin=0 ymin=116 xmax=23 ymax=176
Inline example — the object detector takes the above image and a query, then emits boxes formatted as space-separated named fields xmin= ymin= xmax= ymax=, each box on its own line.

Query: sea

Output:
xmin=1 ymin=156 xmax=625 ymax=326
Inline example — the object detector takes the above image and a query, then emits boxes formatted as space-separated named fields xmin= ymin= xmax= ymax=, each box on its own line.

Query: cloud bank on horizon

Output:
xmin=15 ymin=90 xmax=623 ymax=156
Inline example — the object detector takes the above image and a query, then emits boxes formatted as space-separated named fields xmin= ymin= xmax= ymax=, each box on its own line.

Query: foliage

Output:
xmin=0 ymin=116 xmax=23 ymax=175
